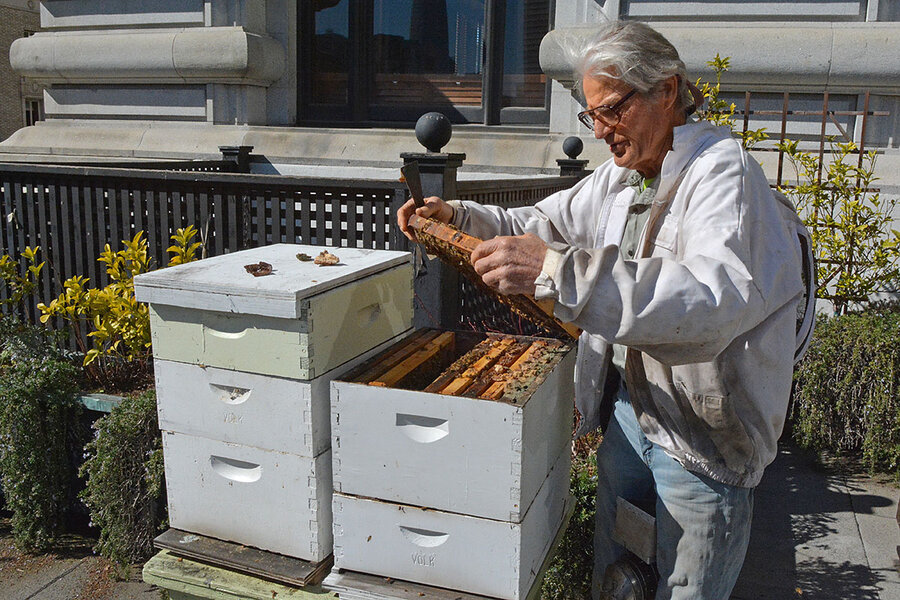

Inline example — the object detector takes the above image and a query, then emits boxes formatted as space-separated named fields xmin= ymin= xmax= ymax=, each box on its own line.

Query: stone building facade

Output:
xmin=0 ymin=1 xmax=898 ymax=185
xmin=0 ymin=0 xmax=40 ymax=142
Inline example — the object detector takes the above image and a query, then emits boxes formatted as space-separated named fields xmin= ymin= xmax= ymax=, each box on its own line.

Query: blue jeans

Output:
xmin=593 ymin=386 xmax=754 ymax=600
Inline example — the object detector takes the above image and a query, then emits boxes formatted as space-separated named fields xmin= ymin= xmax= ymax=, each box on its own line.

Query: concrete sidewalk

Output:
xmin=733 ymin=445 xmax=900 ymax=600
xmin=0 ymin=522 xmax=156 ymax=600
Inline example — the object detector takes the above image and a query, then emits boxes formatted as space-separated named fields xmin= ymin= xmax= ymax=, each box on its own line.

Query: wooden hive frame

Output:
xmin=346 ymin=329 xmax=570 ymax=405
xmin=407 ymin=214 xmax=581 ymax=341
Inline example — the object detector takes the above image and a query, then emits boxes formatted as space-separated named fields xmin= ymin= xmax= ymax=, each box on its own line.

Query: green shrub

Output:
xmin=779 ymin=139 xmax=899 ymax=315
xmin=0 ymin=317 xmax=81 ymax=552
xmin=791 ymin=305 xmax=900 ymax=477
xmin=33 ymin=226 xmax=200 ymax=392
xmin=541 ymin=453 xmax=597 ymax=600
xmin=79 ymin=389 xmax=166 ymax=567
xmin=695 ymin=54 xmax=768 ymax=150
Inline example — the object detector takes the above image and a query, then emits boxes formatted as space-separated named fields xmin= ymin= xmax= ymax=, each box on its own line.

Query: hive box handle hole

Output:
xmin=395 ymin=413 xmax=449 ymax=443
xmin=210 ymin=383 xmax=252 ymax=405
xmin=210 ymin=455 xmax=262 ymax=482
xmin=399 ymin=526 xmax=450 ymax=547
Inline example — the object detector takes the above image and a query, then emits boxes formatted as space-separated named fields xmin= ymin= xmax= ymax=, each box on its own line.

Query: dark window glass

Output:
xmin=372 ymin=0 xmax=485 ymax=106
xmin=502 ymin=0 xmax=547 ymax=107
xmin=299 ymin=0 xmax=549 ymax=123
xmin=311 ymin=0 xmax=350 ymax=105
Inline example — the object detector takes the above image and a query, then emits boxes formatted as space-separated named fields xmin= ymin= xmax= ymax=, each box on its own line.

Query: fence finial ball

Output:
xmin=562 ymin=136 xmax=584 ymax=159
xmin=415 ymin=112 xmax=452 ymax=153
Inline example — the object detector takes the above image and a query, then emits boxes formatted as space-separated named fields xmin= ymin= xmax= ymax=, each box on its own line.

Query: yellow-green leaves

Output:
xmin=33 ymin=227 xmax=201 ymax=370
xmin=166 ymin=225 xmax=202 ymax=266
xmin=779 ymin=139 xmax=900 ymax=314
xmin=695 ymin=53 xmax=768 ymax=150
xmin=0 ymin=246 xmax=44 ymax=310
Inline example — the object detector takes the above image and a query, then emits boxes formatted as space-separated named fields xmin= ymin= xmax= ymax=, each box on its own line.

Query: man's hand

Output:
xmin=471 ymin=234 xmax=548 ymax=296
xmin=397 ymin=196 xmax=454 ymax=241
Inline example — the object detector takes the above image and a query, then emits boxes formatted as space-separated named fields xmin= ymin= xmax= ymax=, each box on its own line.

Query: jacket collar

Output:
xmin=614 ymin=120 xmax=727 ymax=197
xmin=657 ymin=120 xmax=729 ymax=201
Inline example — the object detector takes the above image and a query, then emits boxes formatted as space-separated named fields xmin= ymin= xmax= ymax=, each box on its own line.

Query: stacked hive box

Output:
xmin=134 ymin=244 xmax=414 ymax=562
xmin=331 ymin=330 xmax=575 ymax=600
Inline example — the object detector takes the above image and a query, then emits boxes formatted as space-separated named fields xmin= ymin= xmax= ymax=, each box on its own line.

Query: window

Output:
xmin=24 ymin=98 xmax=43 ymax=127
xmin=299 ymin=0 xmax=550 ymax=125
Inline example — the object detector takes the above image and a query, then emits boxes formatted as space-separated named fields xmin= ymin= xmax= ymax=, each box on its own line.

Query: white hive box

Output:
xmin=163 ymin=431 xmax=334 ymax=562
xmin=135 ymin=244 xmax=414 ymax=380
xmin=332 ymin=450 xmax=571 ymax=600
xmin=331 ymin=331 xmax=575 ymax=521
xmin=137 ymin=244 xmax=415 ymax=564
xmin=154 ymin=360 xmax=328 ymax=456
xmin=153 ymin=333 xmax=407 ymax=457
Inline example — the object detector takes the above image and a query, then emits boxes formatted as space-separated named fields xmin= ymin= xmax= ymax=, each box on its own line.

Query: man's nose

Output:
xmin=593 ymin=120 xmax=614 ymax=139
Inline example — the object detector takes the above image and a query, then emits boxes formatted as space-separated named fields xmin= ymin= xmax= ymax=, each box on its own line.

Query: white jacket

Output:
xmin=450 ymin=121 xmax=804 ymax=487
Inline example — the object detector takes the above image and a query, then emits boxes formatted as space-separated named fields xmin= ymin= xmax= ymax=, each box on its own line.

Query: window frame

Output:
xmin=297 ymin=0 xmax=552 ymax=126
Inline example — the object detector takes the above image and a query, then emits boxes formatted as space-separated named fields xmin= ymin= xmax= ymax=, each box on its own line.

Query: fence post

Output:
xmin=556 ymin=136 xmax=589 ymax=178
xmin=400 ymin=112 xmax=467 ymax=329
xmin=219 ymin=145 xmax=254 ymax=173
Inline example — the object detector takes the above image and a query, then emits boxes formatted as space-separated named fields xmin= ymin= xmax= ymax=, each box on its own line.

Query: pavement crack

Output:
xmin=845 ymin=473 xmax=874 ymax=571
xmin=23 ymin=557 xmax=86 ymax=600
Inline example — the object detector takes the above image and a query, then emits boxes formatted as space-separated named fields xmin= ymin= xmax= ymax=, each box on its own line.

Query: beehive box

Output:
xmin=331 ymin=329 xmax=574 ymax=522
xmin=135 ymin=244 xmax=416 ymax=564
xmin=153 ymin=330 xmax=407 ymax=457
xmin=135 ymin=244 xmax=414 ymax=380
xmin=154 ymin=359 xmax=330 ymax=457
xmin=332 ymin=449 xmax=570 ymax=600
xmin=162 ymin=431 xmax=334 ymax=561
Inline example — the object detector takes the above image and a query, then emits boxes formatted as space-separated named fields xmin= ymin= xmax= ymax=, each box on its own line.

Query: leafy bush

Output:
xmin=0 ymin=317 xmax=81 ymax=552
xmin=791 ymin=305 xmax=900 ymax=477
xmin=79 ymin=389 xmax=166 ymax=567
xmin=541 ymin=453 xmax=597 ymax=600
xmin=0 ymin=246 xmax=44 ymax=320
xmin=695 ymin=54 xmax=768 ymax=150
xmin=779 ymin=139 xmax=899 ymax=315
xmin=37 ymin=226 xmax=201 ymax=391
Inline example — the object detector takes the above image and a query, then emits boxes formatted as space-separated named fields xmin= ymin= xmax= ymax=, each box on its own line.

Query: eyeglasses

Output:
xmin=577 ymin=89 xmax=637 ymax=131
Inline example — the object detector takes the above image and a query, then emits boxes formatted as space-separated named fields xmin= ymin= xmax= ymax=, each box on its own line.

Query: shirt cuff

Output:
xmin=447 ymin=200 xmax=465 ymax=228
xmin=534 ymin=242 xmax=568 ymax=302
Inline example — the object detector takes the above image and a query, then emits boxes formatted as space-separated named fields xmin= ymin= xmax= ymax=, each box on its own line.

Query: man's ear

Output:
xmin=661 ymin=75 xmax=680 ymax=110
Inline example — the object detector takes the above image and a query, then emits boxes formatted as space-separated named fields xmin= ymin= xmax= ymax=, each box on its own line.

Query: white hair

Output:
xmin=568 ymin=21 xmax=695 ymax=113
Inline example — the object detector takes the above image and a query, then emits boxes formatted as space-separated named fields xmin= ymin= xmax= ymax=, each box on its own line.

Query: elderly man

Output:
xmin=397 ymin=20 xmax=804 ymax=600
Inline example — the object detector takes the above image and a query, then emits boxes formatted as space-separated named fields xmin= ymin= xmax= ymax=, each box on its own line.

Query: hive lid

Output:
xmin=134 ymin=243 xmax=411 ymax=319
xmin=408 ymin=215 xmax=580 ymax=340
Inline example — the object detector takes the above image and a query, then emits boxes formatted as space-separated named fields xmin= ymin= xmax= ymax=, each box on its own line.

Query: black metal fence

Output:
xmin=457 ymin=176 xmax=577 ymax=207
xmin=0 ymin=161 xmax=580 ymax=335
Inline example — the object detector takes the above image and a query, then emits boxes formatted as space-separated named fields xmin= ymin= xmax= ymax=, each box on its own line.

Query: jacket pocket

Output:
xmin=675 ymin=382 xmax=734 ymax=429
xmin=674 ymin=382 xmax=755 ymax=474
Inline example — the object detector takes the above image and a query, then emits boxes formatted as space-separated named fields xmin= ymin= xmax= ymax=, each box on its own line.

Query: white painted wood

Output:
xmin=148 ymin=266 xmax=414 ymax=380
xmin=153 ymin=332 xmax=411 ymax=456
xmin=332 ymin=450 xmax=571 ymax=600
xmin=134 ymin=244 xmax=412 ymax=319
xmin=331 ymin=345 xmax=574 ymax=522
xmin=155 ymin=360 xmax=331 ymax=457
xmin=162 ymin=432 xmax=333 ymax=562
